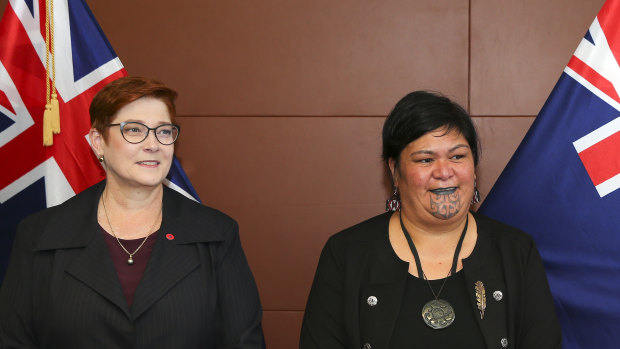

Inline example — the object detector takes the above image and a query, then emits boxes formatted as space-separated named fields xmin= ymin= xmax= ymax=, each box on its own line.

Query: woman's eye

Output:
xmin=452 ymin=154 xmax=466 ymax=160
xmin=416 ymin=158 xmax=432 ymax=164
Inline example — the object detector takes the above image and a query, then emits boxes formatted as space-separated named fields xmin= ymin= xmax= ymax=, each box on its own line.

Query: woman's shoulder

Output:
xmin=13 ymin=182 xmax=103 ymax=247
xmin=24 ymin=181 xmax=101 ymax=222
xmin=326 ymin=212 xmax=392 ymax=248
xmin=162 ymin=186 xmax=237 ymax=237
xmin=473 ymin=211 xmax=537 ymax=251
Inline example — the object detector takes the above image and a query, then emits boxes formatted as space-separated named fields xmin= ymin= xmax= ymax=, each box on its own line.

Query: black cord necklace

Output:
xmin=399 ymin=213 xmax=468 ymax=330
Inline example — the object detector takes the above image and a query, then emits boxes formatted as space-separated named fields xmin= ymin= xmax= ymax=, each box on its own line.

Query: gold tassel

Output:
xmin=43 ymin=103 xmax=53 ymax=146
xmin=43 ymin=0 xmax=52 ymax=146
xmin=475 ymin=281 xmax=486 ymax=320
xmin=50 ymin=91 xmax=60 ymax=134
xmin=49 ymin=0 xmax=60 ymax=136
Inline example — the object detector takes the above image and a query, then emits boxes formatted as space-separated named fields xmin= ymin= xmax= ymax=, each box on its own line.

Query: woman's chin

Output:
xmin=429 ymin=202 xmax=465 ymax=220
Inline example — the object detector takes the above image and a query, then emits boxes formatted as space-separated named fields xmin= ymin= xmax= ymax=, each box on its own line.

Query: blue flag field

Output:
xmin=480 ymin=1 xmax=620 ymax=348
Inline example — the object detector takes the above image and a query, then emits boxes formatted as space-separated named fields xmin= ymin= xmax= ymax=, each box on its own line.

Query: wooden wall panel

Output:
xmin=175 ymin=116 xmax=388 ymax=309
xmin=470 ymin=0 xmax=604 ymax=115
xmin=474 ymin=116 xmax=535 ymax=198
xmin=262 ymin=311 xmax=304 ymax=348
xmin=88 ymin=0 xmax=469 ymax=115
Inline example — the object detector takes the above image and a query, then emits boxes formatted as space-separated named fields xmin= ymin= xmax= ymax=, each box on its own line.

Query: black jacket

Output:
xmin=0 ymin=181 xmax=265 ymax=348
xmin=301 ymin=212 xmax=561 ymax=349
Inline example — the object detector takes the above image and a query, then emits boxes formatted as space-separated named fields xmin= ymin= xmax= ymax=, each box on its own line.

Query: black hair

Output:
xmin=382 ymin=90 xmax=480 ymax=168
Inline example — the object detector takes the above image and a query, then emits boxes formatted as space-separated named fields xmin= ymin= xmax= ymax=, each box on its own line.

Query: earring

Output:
xmin=471 ymin=181 xmax=481 ymax=204
xmin=98 ymin=155 xmax=104 ymax=163
xmin=386 ymin=187 xmax=401 ymax=212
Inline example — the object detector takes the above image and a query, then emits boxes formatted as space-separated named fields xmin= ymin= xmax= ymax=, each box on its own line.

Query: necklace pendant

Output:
xmin=422 ymin=299 xmax=455 ymax=329
xmin=127 ymin=256 xmax=134 ymax=265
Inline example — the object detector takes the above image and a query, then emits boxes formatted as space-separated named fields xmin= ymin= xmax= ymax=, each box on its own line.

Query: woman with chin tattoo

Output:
xmin=300 ymin=91 xmax=561 ymax=349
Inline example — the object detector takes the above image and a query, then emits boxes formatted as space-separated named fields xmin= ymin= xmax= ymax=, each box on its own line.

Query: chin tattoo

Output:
xmin=430 ymin=192 xmax=461 ymax=219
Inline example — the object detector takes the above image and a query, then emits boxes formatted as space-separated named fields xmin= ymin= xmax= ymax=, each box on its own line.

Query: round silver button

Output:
xmin=501 ymin=338 xmax=508 ymax=348
xmin=362 ymin=343 xmax=372 ymax=349
xmin=493 ymin=290 xmax=503 ymax=301
xmin=367 ymin=296 xmax=378 ymax=306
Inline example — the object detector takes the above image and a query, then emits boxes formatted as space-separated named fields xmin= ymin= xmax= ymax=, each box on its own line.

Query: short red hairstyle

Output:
xmin=89 ymin=76 xmax=178 ymax=136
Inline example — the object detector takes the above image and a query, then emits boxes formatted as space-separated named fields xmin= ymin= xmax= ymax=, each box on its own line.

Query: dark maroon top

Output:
xmin=101 ymin=226 xmax=158 ymax=307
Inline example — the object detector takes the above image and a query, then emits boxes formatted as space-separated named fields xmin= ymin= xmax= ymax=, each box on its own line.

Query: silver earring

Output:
xmin=472 ymin=181 xmax=480 ymax=204
xmin=386 ymin=187 xmax=401 ymax=212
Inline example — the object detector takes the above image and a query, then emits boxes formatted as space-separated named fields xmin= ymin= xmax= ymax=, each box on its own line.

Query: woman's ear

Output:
xmin=388 ymin=158 xmax=398 ymax=186
xmin=89 ymin=127 xmax=104 ymax=156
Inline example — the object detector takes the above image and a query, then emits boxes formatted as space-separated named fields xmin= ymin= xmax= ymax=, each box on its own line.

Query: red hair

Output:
xmin=90 ymin=76 xmax=178 ymax=136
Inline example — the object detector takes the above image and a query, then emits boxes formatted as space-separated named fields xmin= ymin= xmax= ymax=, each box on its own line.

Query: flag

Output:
xmin=479 ymin=1 xmax=620 ymax=348
xmin=0 ymin=0 xmax=200 ymax=283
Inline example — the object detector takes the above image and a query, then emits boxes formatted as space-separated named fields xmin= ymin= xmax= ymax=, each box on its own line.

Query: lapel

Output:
xmin=33 ymin=182 xmax=227 ymax=321
xmin=130 ymin=186 xmax=225 ymax=319
xmin=35 ymin=181 xmax=131 ymax=317
xmin=65 ymin=230 xmax=131 ymax=317
xmin=463 ymin=212 xmax=509 ymax=349
xmin=129 ymin=227 xmax=200 ymax=319
xmin=357 ymin=213 xmax=409 ymax=349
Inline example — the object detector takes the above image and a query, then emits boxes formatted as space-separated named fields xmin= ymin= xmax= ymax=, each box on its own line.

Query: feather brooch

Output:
xmin=475 ymin=281 xmax=486 ymax=319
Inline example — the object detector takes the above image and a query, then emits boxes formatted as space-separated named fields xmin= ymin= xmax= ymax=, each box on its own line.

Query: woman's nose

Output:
xmin=432 ymin=160 xmax=454 ymax=179
xmin=143 ymin=130 xmax=160 ymax=151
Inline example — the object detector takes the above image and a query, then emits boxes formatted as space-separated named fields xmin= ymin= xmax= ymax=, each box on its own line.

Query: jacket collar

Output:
xmin=359 ymin=212 xmax=408 ymax=349
xmin=31 ymin=180 xmax=226 ymax=320
xmin=34 ymin=180 xmax=224 ymax=251
xmin=463 ymin=212 xmax=508 ymax=349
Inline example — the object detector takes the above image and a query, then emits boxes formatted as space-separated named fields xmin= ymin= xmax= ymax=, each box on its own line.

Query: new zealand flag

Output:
xmin=480 ymin=1 xmax=620 ymax=348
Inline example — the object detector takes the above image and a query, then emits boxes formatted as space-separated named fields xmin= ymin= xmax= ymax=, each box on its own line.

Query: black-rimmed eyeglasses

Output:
xmin=106 ymin=121 xmax=180 ymax=145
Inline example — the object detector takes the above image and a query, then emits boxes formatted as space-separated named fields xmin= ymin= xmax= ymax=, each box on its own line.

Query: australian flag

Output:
xmin=0 ymin=0 xmax=199 ymax=283
xmin=480 ymin=1 xmax=620 ymax=348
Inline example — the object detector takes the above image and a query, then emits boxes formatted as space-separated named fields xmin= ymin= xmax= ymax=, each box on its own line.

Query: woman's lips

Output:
xmin=137 ymin=160 xmax=159 ymax=166
xmin=429 ymin=187 xmax=457 ymax=195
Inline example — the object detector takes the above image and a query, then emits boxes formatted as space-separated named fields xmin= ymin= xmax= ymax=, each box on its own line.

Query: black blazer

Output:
xmin=0 ymin=181 xmax=265 ymax=348
xmin=300 ymin=212 xmax=561 ymax=349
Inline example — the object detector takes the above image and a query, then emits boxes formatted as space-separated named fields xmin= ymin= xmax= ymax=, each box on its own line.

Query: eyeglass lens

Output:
xmin=121 ymin=122 xmax=179 ymax=144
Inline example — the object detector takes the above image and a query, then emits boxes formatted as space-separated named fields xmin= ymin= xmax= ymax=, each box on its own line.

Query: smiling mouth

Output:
xmin=429 ymin=187 xmax=457 ymax=195
xmin=137 ymin=161 xmax=159 ymax=166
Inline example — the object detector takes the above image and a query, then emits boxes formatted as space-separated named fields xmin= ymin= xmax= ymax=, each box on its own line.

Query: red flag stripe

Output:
xmin=567 ymin=55 xmax=620 ymax=103
xmin=597 ymin=0 xmax=620 ymax=69
xmin=0 ymin=4 xmax=48 ymax=189
xmin=577 ymin=130 xmax=620 ymax=186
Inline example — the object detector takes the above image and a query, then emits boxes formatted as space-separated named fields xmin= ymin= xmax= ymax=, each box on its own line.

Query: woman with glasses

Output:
xmin=0 ymin=77 xmax=265 ymax=348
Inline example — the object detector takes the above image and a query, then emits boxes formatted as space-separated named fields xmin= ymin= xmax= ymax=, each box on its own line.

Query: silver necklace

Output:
xmin=101 ymin=191 xmax=161 ymax=265
xmin=399 ymin=213 xmax=468 ymax=329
